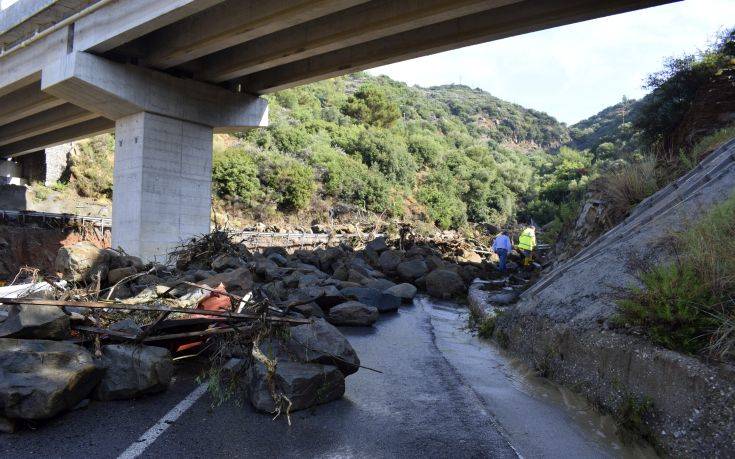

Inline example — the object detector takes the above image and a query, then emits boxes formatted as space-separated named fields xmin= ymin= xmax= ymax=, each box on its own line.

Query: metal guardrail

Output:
xmin=0 ymin=209 xmax=111 ymax=228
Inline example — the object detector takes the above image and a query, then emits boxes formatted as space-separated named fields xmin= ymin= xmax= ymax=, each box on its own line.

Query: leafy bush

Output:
xmin=312 ymin=146 xmax=392 ymax=213
xmin=341 ymin=84 xmax=401 ymax=128
xmin=346 ymin=129 xmax=417 ymax=184
xmin=417 ymin=183 xmax=467 ymax=229
xmin=266 ymin=159 xmax=316 ymax=211
xmin=407 ymin=133 xmax=443 ymax=166
xmin=617 ymin=192 xmax=735 ymax=358
xmin=212 ymin=148 xmax=261 ymax=202
xmin=634 ymin=28 xmax=735 ymax=148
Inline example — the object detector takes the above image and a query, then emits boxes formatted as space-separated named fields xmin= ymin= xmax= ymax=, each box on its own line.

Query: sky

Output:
xmin=368 ymin=0 xmax=735 ymax=125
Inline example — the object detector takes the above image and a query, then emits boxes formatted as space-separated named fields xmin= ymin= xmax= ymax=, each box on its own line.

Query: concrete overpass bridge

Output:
xmin=0 ymin=0 xmax=674 ymax=260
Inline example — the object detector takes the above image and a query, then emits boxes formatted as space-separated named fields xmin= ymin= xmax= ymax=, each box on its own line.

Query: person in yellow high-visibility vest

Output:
xmin=517 ymin=226 xmax=536 ymax=267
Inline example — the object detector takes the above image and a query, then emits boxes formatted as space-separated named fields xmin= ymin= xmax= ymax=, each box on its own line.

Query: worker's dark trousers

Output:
xmin=496 ymin=248 xmax=508 ymax=272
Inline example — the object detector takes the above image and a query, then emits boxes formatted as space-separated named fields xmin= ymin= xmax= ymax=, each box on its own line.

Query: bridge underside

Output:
xmin=0 ymin=0 xmax=676 ymax=260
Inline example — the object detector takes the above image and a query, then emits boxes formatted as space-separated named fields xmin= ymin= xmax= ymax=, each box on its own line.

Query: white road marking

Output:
xmin=117 ymin=383 xmax=209 ymax=459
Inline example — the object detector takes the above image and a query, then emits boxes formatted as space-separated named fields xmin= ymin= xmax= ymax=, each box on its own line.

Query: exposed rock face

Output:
xmin=286 ymin=318 xmax=361 ymax=376
xmin=93 ymin=345 xmax=173 ymax=401
xmin=385 ymin=283 xmax=417 ymax=302
xmin=340 ymin=287 xmax=401 ymax=313
xmin=247 ymin=361 xmax=345 ymax=413
xmin=425 ymin=270 xmax=465 ymax=299
xmin=0 ymin=339 xmax=101 ymax=420
xmin=396 ymin=260 xmax=428 ymax=281
xmin=328 ymin=301 xmax=379 ymax=326
xmin=55 ymin=242 xmax=109 ymax=282
xmin=0 ymin=305 xmax=70 ymax=339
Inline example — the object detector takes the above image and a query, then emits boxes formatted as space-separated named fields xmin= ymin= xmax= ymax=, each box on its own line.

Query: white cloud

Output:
xmin=368 ymin=0 xmax=735 ymax=124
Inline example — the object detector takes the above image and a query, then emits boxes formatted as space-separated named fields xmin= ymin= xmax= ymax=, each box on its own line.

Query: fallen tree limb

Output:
xmin=0 ymin=297 xmax=311 ymax=325
xmin=73 ymin=324 xmax=247 ymax=342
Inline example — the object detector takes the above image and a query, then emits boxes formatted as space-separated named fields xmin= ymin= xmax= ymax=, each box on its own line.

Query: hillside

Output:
xmin=55 ymin=72 xmax=577 ymax=233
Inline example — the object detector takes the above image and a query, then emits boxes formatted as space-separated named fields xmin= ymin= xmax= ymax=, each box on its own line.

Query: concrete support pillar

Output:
xmin=42 ymin=52 xmax=268 ymax=261
xmin=112 ymin=112 xmax=212 ymax=261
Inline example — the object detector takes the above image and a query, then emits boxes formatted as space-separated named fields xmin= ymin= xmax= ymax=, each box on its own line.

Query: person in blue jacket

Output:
xmin=492 ymin=230 xmax=512 ymax=272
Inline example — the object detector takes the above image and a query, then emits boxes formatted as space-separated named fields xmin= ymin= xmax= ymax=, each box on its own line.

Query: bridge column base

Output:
xmin=112 ymin=111 xmax=212 ymax=262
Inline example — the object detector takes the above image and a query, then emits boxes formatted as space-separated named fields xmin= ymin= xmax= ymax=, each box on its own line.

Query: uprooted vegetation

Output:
xmin=616 ymin=191 xmax=735 ymax=359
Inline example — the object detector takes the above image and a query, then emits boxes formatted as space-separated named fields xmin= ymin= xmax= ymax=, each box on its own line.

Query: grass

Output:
xmin=70 ymin=134 xmax=114 ymax=199
xmin=617 ymin=192 xmax=735 ymax=359
xmin=598 ymin=156 xmax=659 ymax=223
xmin=690 ymin=124 xmax=735 ymax=163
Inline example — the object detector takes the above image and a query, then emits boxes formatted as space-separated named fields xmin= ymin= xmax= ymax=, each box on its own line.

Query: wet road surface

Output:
xmin=1 ymin=298 xmax=652 ymax=458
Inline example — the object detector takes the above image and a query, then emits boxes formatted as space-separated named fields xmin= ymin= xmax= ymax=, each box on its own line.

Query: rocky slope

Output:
xmin=492 ymin=137 xmax=735 ymax=456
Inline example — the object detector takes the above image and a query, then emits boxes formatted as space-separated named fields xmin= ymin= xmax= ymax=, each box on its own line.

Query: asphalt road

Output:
xmin=1 ymin=298 xmax=650 ymax=458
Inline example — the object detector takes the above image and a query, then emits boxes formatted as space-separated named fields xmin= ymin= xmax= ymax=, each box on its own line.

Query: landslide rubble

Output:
xmin=0 ymin=227 xmax=499 ymax=429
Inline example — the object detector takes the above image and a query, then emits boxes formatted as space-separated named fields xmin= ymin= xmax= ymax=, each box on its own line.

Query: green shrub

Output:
xmin=341 ymin=84 xmax=401 ymax=128
xmin=346 ymin=129 xmax=417 ymax=184
xmin=407 ymin=133 xmax=442 ymax=166
xmin=312 ymin=146 xmax=392 ymax=213
xmin=617 ymin=192 xmax=735 ymax=358
xmin=212 ymin=148 xmax=261 ymax=202
xmin=266 ymin=159 xmax=316 ymax=211
xmin=417 ymin=184 xmax=467 ymax=229
xmin=634 ymin=28 xmax=734 ymax=148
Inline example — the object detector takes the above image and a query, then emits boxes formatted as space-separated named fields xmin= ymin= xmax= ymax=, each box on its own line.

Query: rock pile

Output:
xmin=1 ymin=230 xmax=497 ymax=431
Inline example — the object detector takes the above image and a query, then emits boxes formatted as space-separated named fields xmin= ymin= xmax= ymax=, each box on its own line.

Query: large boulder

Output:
xmin=0 ymin=339 xmax=101 ymax=420
xmin=247 ymin=361 xmax=344 ymax=413
xmin=365 ymin=237 xmax=388 ymax=253
xmin=363 ymin=278 xmax=396 ymax=291
xmin=426 ymin=269 xmax=466 ymax=299
xmin=200 ymin=267 xmax=253 ymax=293
xmin=385 ymin=283 xmax=418 ymax=302
xmin=484 ymin=290 xmax=519 ymax=305
xmin=316 ymin=246 xmax=345 ymax=272
xmin=340 ymin=287 xmax=401 ymax=313
xmin=93 ymin=345 xmax=173 ymax=401
xmin=285 ymin=318 xmax=360 ymax=376
xmin=211 ymin=254 xmax=245 ymax=271
xmin=397 ymin=259 xmax=428 ymax=281
xmin=107 ymin=266 xmax=137 ymax=285
xmin=0 ymin=305 xmax=70 ymax=339
xmin=291 ymin=302 xmax=325 ymax=319
xmin=378 ymin=250 xmax=404 ymax=273
xmin=298 ymin=272 xmax=328 ymax=289
xmin=55 ymin=242 xmax=109 ymax=282
xmin=328 ymin=301 xmax=379 ymax=326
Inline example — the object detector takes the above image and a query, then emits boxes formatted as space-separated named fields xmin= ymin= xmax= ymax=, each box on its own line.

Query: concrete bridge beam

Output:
xmin=38 ymin=52 xmax=268 ymax=260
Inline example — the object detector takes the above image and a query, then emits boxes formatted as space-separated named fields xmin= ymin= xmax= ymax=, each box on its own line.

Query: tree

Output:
xmin=341 ymin=84 xmax=401 ymax=128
